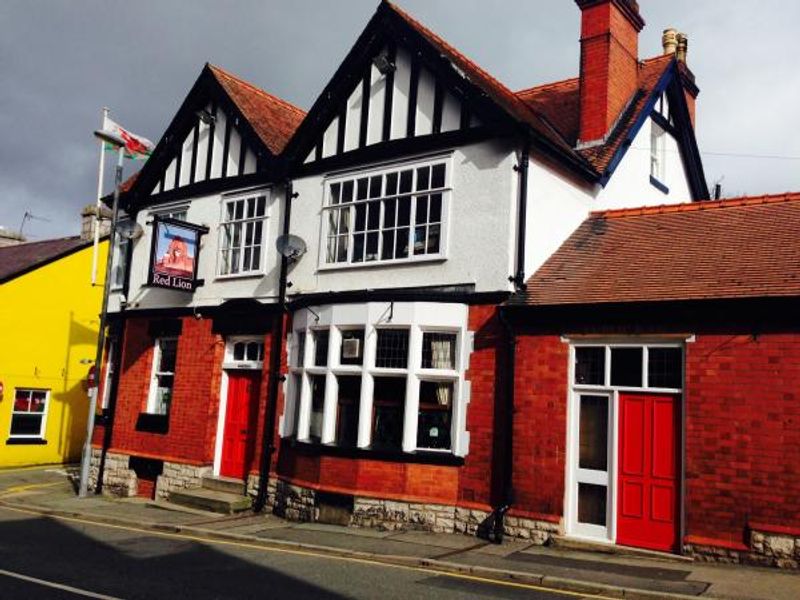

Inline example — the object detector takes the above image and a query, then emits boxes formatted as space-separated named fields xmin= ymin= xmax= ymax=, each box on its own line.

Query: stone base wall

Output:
xmin=155 ymin=462 xmax=212 ymax=500
xmin=271 ymin=480 xmax=317 ymax=522
xmin=89 ymin=450 xmax=138 ymax=497
xmin=685 ymin=530 xmax=800 ymax=569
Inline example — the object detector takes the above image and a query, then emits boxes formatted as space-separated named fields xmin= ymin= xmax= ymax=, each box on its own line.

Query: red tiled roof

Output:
xmin=386 ymin=2 xmax=578 ymax=159
xmin=516 ymin=55 xmax=673 ymax=173
xmin=0 ymin=236 xmax=91 ymax=284
xmin=208 ymin=64 xmax=306 ymax=155
xmin=518 ymin=193 xmax=800 ymax=306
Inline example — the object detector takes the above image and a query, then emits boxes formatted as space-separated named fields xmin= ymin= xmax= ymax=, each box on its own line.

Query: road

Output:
xmin=0 ymin=503 xmax=581 ymax=600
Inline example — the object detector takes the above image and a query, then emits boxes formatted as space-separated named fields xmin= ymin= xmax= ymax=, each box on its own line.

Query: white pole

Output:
xmin=91 ymin=107 xmax=110 ymax=285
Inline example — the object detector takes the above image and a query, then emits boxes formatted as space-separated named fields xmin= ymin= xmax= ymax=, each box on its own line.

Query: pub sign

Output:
xmin=147 ymin=217 xmax=208 ymax=292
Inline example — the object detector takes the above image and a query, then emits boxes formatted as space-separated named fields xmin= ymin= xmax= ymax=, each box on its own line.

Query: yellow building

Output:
xmin=0 ymin=236 xmax=108 ymax=467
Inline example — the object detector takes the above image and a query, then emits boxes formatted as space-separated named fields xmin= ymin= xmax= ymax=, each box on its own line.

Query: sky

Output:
xmin=1 ymin=1 xmax=798 ymax=240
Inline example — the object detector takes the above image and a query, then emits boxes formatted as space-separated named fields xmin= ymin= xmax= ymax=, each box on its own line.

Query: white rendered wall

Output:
xmin=108 ymin=184 xmax=285 ymax=313
xmin=287 ymin=139 xmax=518 ymax=295
xmin=525 ymin=115 xmax=695 ymax=277
xmin=597 ymin=116 xmax=692 ymax=210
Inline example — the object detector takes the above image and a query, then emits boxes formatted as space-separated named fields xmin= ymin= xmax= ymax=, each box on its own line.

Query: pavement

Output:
xmin=1 ymin=465 xmax=798 ymax=600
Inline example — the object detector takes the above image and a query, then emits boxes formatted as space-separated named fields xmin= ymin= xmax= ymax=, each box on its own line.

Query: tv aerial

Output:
xmin=116 ymin=220 xmax=144 ymax=240
xmin=275 ymin=234 xmax=307 ymax=261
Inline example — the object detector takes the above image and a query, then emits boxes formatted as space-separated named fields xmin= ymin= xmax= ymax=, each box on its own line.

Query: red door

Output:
xmin=617 ymin=393 xmax=680 ymax=552
xmin=220 ymin=371 xmax=261 ymax=480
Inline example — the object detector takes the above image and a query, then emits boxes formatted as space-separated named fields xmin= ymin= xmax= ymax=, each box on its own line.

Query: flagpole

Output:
xmin=91 ymin=107 xmax=110 ymax=285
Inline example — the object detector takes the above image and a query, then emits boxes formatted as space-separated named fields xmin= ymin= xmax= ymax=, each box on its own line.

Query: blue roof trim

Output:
xmin=598 ymin=60 xmax=677 ymax=187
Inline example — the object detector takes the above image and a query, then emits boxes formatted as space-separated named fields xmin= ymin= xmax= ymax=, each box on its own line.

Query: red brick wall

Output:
xmin=108 ymin=316 xmax=225 ymax=464
xmin=512 ymin=334 xmax=569 ymax=521
xmin=513 ymin=325 xmax=800 ymax=545
xmin=685 ymin=332 xmax=800 ymax=544
xmin=274 ymin=304 xmax=504 ymax=510
xmin=578 ymin=1 xmax=640 ymax=142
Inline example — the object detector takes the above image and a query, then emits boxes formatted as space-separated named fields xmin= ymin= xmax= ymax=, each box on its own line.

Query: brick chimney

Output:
xmin=575 ymin=0 xmax=644 ymax=145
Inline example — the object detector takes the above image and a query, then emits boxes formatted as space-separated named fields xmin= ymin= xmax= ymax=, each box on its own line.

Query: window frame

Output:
xmin=318 ymin=156 xmax=452 ymax=270
xmin=650 ymin=120 xmax=667 ymax=183
xmin=145 ymin=336 xmax=179 ymax=415
xmin=9 ymin=388 xmax=50 ymax=440
xmin=216 ymin=190 xmax=270 ymax=279
xmin=565 ymin=340 xmax=684 ymax=544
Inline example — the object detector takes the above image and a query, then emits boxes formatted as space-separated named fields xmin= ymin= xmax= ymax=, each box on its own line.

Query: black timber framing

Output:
xmin=189 ymin=123 xmax=199 ymax=185
xmin=123 ymin=64 xmax=278 ymax=211
xmin=381 ymin=42 xmax=396 ymax=142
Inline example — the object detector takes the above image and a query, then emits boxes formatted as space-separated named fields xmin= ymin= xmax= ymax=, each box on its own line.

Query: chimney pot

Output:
xmin=676 ymin=32 xmax=688 ymax=63
xmin=662 ymin=28 xmax=678 ymax=55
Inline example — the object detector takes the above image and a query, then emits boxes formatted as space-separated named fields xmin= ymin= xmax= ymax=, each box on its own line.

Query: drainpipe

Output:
xmin=492 ymin=306 xmax=516 ymax=543
xmin=512 ymin=141 xmax=530 ymax=289
xmin=254 ymin=180 xmax=295 ymax=512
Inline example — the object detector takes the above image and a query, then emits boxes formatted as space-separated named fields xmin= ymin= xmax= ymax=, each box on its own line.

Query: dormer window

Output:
xmin=322 ymin=158 xmax=450 ymax=267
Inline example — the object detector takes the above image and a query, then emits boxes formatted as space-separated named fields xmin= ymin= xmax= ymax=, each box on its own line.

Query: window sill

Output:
xmin=135 ymin=413 xmax=170 ymax=434
xmin=286 ymin=439 xmax=464 ymax=466
xmin=317 ymin=256 xmax=446 ymax=272
xmin=6 ymin=438 xmax=47 ymax=445
xmin=214 ymin=272 xmax=265 ymax=282
xmin=649 ymin=175 xmax=669 ymax=195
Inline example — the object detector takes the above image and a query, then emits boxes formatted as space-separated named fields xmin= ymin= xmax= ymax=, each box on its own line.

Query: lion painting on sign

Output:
xmin=155 ymin=235 xmax=195 ymax=278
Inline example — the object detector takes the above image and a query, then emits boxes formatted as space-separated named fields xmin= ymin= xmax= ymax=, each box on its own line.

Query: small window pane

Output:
xmin=579 ymin=395 xmax=608 ymax=471
xmin=416 ymin=166 xmax=430 ymax=191
xmin=648 ymin=348 xmax=682 ymax=389
xmin=383 ymin=198 xmax=396 ymax=227
xmin=399 ymin=170 xmax=413 ymax=194
xmin=611 ymin=348 xmax=643 ymax=387
xmin=416 ymin=196 xmax=428 ymax=224
xmin=431 ymin=164 xmax=446 ymax=189
xmin=421 ymin=333 xmax=456 ymax=369
xmin=246 ymin=342 xmax=260 ymax=361
xmin=397 ymin=197 xmax=411 ymax=227
xmin=295 ymin=332 xmax=306 ymax=367
xmin=340 ymin=329 xmax=365 ymax=366
xmin=375 ymin=330 xmax=409 ymax=369
xmin=356 ymin=177 xmax=369 ymax=200
xmin=10 ymin=414 xmax=43 ymax=436
xmin=336 ymin=376 xmax=361 ymax=447
xmin=396 ymin=228 xmax=409 ymax=259
xmin=309 ymin=375 xmax=325 ymax=443
xmin=385 ymin=172 xmax=398 ymax=195
xmin=578 ymin=483 xmax=607 ymax=526
xmin=330 ymin=182 xmax=341 ymax=205
xmin=369 ymin=175 xmax=382 ymax=198
xmin=314 ymin=330 xmax=329 ymax=367
xmin=429 ymin=193 xmax=442 ymax=223
xmin=427 ymin=224 xmax=440 ymax=254
xmin=159 ymin=339 xmax=178 ymax=373
xmin=372 ymin=377 xmax=405 ymax=451
xmin=417 ymin=381 xmax=453 ymax=450
xmin=342 ymin=180 xmax=354 ymax=203
xmin=575 ymin=347 xmax=605 ymax=385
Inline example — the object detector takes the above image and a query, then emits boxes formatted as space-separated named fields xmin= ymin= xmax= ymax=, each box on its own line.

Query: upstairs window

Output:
xmin=219 ymin=194 xmax=267 ymax=276
xmin=650 ymin=121 xmax=666 ymax=183
xmin=323 ymin=159 xmax=449 ymax=266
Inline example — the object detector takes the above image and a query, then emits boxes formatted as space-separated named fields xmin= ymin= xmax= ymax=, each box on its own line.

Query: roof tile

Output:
xmin=0 ymin=236 xmax=90 ymax=283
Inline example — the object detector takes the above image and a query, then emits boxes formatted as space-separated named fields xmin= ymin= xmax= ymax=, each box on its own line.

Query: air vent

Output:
xmin=342 ymin=338 xmax=361 ymax=359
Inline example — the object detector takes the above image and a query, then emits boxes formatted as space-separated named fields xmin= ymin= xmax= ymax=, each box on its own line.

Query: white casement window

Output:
xmin=322 ymin=158 xmax=450 ymax=267
xmin=10 ymin=389 xmax=49 ymax=439
xmin=650 ymin=121 xmax=666 ymax=182
xmin=152 ymin=207 xmax=188 ymax=221
xmin=283 ymin=302 xmax=471 ymax=456
xmin=219 ymin=193 xmax=268 ymax=276
xmin=146 ymin=337 xmax=178 ymax=415
xmin=566 ymin=342 xmax=683 ymax=542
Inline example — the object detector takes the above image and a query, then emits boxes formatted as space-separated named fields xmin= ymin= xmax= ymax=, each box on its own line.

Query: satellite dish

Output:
xmin=275 ymin=234 xmax=307 ymax=260
xmin=116 ymin=220 xmax=144 ymax=240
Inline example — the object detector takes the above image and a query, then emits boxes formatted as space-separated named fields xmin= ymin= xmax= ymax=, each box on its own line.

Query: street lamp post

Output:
xmin=78 ymin=129 xmax=126 ymax=498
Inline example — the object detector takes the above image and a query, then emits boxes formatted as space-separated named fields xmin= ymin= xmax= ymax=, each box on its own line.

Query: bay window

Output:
xmin=322 ymin=159 xmax=449 ymax=267
xmin=285 ymin=303 xmax=470 ymax=457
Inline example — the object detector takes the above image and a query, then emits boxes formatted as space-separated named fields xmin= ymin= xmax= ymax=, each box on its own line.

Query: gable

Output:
xmin=300 ymin=41 xmax=482 ymax=168
xmin=154 ymin=102 xmax=260 ymax=196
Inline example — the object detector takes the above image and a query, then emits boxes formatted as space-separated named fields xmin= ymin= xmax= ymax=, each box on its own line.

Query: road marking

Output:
xmin=0 ymin=568 xmax=121 ymax=599
xmin=0 ymin=503 xmax=619 ymax=600
xmin=0 ymin=465 xmax=54 ymax=475
xmin=0 ymin=481 xmax=63 ymax=498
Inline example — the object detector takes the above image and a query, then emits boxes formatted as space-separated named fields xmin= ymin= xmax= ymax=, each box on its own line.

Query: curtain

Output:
xmin=432 ymin=337 xmax=453 ymax=406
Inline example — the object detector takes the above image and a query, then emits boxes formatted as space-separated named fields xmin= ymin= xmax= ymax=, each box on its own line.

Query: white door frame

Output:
xmin=212 ymin=337 xmax=265 ymax=478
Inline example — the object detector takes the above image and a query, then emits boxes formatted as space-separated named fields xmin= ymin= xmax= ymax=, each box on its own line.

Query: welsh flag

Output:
xmin=104 ymin=116 xmax=154 ymax=161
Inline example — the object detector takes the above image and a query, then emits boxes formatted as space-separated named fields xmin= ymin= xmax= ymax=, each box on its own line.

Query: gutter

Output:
xmin=254 ymin=180 xmax=295 ymax=512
